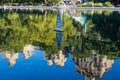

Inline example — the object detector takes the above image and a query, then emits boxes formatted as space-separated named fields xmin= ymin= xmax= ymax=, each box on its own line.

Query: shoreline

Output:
xmin=0 ymin=6 xmax=120 ymax=11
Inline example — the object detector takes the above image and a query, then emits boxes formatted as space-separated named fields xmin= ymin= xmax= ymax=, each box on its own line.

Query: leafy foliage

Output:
xmin=0 ymin=10 xmax=120 ymax=59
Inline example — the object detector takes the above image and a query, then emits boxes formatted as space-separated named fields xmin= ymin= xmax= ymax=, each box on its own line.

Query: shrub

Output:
xmin=77 ymin=2 xmax=94 ymax=7
xmin=77 ymin=4 xmax=82 ymax=7
xmin=104 ymin=1 xmax=114 ymax=7
xmin=77 ymin=1 xmax=114 ymax=7
xmin=77 ymin=2 xmax=103 ymax=7
xmin=81 ymin=2 xmax=93 ymax=7
xmin=93 ymin=3 xmax=103 ymax=7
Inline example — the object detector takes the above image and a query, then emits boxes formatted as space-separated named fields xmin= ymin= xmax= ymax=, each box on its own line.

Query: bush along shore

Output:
xmin=77 ymin=1 xmax=114 ymax=7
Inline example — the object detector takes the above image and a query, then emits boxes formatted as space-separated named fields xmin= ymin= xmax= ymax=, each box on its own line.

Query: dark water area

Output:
xmin=0 ymin=9 xmax=120 ymax=80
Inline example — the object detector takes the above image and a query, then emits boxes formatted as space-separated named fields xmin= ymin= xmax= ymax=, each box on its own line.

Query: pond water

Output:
xmin=0 ymin=9 xmax=120 ymax=80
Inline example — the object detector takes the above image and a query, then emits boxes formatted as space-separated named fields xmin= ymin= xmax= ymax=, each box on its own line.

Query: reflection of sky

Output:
xmin=56 ymin=9 xmax=62 ymax=28
xmin=56 ymin=32 xmax=62 ymax=50
xmin=0 ymin=50 xmax=83 ymax=80
xmin=0 ymin=50 xmax=120 ymax=80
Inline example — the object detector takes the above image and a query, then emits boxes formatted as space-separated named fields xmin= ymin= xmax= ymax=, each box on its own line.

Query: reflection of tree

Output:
xmin=90 ymin=11 xmax=120 ymax=42
xmin=70 ymin=11 xmax=120 ymax=59
xmin=86 ymin=11 xmax=120 ymax=58
xmin=1 ymin=10 xmax=120 ymax=59
xmin=0 ymin=10 xmax=76 ymax=54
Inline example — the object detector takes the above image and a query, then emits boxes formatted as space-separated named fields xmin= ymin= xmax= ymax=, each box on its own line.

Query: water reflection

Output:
xmin=70 ymin=11 xmax=87 ymax=33
xmin=1 ymin=51 xmax=19 ymax=66
xmin=0 ymin=47 xmax=115 ymax=80
xmin=55 ymin=9 xmax=63 ymax=50
xmin=0 ymin=9 xmax=120 ymax=80
xmin=0 ymin=45 xmax=35 ymax=66
xmin=73 ymin=53 xmax=114 ymax=80
xmin=23 ymin=45 xmax=35 ymax=59
xmin=44 ymin=50 xmax=67 ymax=66
xmin=44 ymin=9 xmax=66 ymax=66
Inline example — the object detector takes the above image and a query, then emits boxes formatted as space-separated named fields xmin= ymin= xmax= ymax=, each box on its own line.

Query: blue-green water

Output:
xmin=0 ymin=9 xmax=120 ymax=80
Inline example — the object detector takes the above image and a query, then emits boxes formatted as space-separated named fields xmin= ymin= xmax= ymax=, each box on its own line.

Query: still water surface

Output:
xmin=0 ymin=9 xmax=120 ymax=80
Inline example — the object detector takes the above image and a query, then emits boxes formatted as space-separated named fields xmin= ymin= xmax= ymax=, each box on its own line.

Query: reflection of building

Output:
xmin=54 ymin=50 xmax=67 ymax=66
xmin=2 ymin=52 xmax=19 ymax=66
xmin=44 ymin=53 xmax=54 ymax=66
xmin=73 ymin=54 xmax=114 ymax=80
xmin=45 ymin=50 xmax=67 ymax=66
xmin=66 ymin=10 xmax=87 ymax=33
xmin=23 ymin=45 xmax=35 ymax=59
xmin=0 ymin=45 xmax=36 ymax=66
